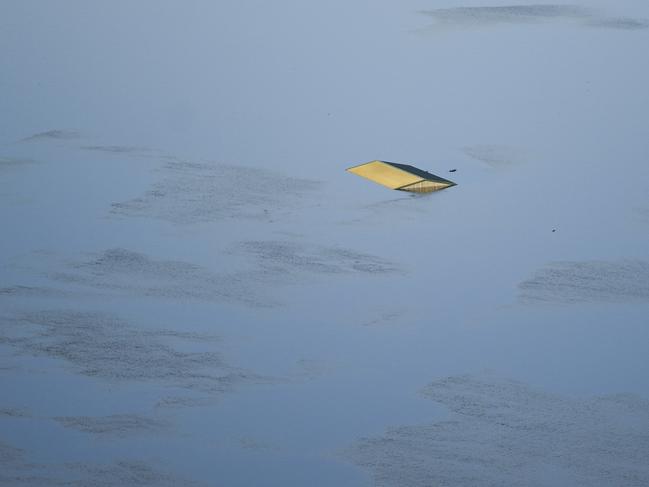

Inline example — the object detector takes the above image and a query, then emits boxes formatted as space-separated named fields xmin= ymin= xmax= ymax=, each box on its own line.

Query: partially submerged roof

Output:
xmin=346 ymin=160 xmax=456 ymax=193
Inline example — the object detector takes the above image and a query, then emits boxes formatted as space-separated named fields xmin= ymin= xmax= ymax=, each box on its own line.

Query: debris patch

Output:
xmin=235 ymin=240 xmax=401 ymax=278
xmin=155 ymin=396 xmax=215 ymax=409
xmin=420 ymin=5 xmax=648 ymax=31
xmin=0 ymin=441 xmax=203 ymax=487
xmin=0 ymin=441 xmax=23 ymax=465
xmin=51 ymin=248 xmax=262 ymax=306
xmin=361 ymin=309 xmax=405 ymax=327
xmin=421 ymin=5 xmax=590 ymax=25
xmin=44 ymin=245 xmax=398 ymax=306
xmin=239 ymin=437 xmax=276 ymax=452
xmin=111 ymin=159 xmax=321 ymax=224
xmin=585 ymin=17 xmax=649 ymax=30
xmin=0 ymin=157 xmax=36 ymax=170
xmin=20 ymin=130 xmax=80 ymax=142
xmin=634 ymin=207 xmax=649 ymax=222
xmin=54 ymin=414 xmax=169 ymax=437
xmin=0 ymin=408 xmax=30 ymax=418
xmin=1 ymin=310 xmax=254 ymax=394
xmin=463 ymin=144 xmax=524 ymax=168
xmin=0 ymin=285 xmax=71 ymax=298
xmin=81 ymin=145 xmax=150 ymax=154
xmin=346 ymin=375 xmax=649 ymax=487
xmin=67 ymin=460 xmax=204 ymax=487
xmin=519 ymin=260 xmax=649 ymax=303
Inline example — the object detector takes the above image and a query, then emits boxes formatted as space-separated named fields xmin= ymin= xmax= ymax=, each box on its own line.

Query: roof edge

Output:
xmin=345 ymin=160 xmax=388 ymax=172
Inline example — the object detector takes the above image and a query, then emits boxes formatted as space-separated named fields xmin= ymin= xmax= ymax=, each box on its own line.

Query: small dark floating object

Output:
xmin=449 ymin=169 xmax=457 ymax=172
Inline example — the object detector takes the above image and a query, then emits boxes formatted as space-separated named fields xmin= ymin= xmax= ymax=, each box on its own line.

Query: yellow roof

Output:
xmin=346 ymin=160 xmax=456 ymax=193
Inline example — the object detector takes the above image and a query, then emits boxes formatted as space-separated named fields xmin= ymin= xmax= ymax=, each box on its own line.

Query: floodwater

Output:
xmin=1 ymin=1 xmax=649 ymax=486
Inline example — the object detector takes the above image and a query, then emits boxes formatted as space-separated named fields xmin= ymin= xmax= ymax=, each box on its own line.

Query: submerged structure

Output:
xmin=346 ymin=160 xmax=456 ymax=193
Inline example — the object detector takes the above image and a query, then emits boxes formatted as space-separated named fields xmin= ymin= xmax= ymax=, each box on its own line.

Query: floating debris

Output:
xmin=80 ymin=145 xmax=150 ymax=154
xmin=234 ymin=240 xmax=401 ymax=278
xmin=519 ymin=260 xmax=649 ymax=303
xmin=50 ymin=248 xmax=264 ymax=306
xmin=0 ymin=157 xmax=36 ymax=170
xmin=0 ymin=443 xmax=204 ymax=487
xmin=19 ymin=129 xmax=80 ymax=142
xmin=111 ymin=159 xmax=321 ymax=224
xmin=40 ymin=244 xmax=399 ymax=307
xmin=54 ymin=414 xmax=169 ymax=438
xmin=0 ymin=408 xmax=30 ymax=418
xmin=346 ymin=374 xmax=649 ymax=487
xmin=419 ymin=5 xmax=648 ymax=31
xmin=0 ymin=310 xmax=253 ymax=394
xmin=463 ymin=144 xmax=524 ymax=169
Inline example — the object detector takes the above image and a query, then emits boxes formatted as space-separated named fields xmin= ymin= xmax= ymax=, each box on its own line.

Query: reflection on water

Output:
xmin=346 ymin=374 xmax=649 ymax=487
